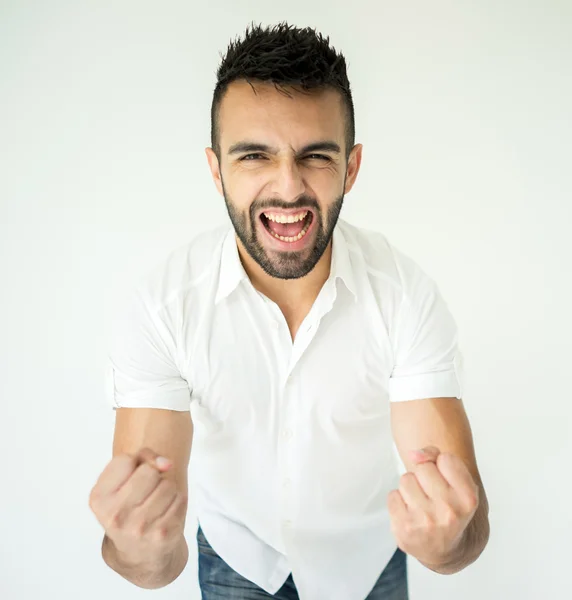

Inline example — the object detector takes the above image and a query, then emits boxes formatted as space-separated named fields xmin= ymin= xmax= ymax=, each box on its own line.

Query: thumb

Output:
xmin=409 ymin=445 xmax=441 ymax=464
xmin=134 ymin=447 xmax=172 ymax=472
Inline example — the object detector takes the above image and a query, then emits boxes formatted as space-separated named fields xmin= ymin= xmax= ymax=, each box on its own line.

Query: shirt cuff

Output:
xmin=104 ymin=365 xmax=191 ymax=411
xmin=388 ymin=366 xmax=462 ymax=402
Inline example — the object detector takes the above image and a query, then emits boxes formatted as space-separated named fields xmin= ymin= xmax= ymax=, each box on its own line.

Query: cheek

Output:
xmin=224 ymin=182 xmax=257 ymax=212
xmin=232 ymin=177 xmax=266 ymax=206
xmin=311 ymin=173 xmax=343 ymax=200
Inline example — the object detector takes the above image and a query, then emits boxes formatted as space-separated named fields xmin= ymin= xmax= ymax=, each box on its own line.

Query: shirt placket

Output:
xmin=260 ymin=282 xmax=338 ymax=539
xmin=258 ymin=296 xmax=297 ymax=535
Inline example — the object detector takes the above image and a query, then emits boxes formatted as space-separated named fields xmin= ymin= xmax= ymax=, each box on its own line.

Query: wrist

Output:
xmin=103 ymin=533 xmax=188 ymax=589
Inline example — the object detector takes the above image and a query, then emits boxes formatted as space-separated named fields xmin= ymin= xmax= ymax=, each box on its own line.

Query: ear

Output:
xmin=344 ymin=143 xmax=363 ymax=195
xmin=205 ymin=147 xmax=224 ymax=196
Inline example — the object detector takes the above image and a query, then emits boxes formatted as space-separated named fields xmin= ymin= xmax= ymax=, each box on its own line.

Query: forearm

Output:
xmin=102 ymin=533 xmax=188 ymax=589
xmin=420 ymin=494 xmax=490 ymax=575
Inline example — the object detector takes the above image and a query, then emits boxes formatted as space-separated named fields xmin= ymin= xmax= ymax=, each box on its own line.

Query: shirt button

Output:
xmin=283 ymin=519 xmax=292 ymax=528
xmin=282 ymin=429 xmax=293 ymax=440
xmin=283 ymin=478 xmax=291 ymax=488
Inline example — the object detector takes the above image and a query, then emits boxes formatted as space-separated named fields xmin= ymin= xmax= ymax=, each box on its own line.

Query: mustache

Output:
xmin=249 ymin=197 xmax=320 ymax=220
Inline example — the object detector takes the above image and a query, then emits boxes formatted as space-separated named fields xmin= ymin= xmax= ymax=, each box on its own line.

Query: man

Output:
xmin=89 ymin=21 xmax=489 ymax=600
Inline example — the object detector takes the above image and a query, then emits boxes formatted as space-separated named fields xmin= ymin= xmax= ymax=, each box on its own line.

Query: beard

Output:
xmin=221 ymin=176 xmax=346 ymax=280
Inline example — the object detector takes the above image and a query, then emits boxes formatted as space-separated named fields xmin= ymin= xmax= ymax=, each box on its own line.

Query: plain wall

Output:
xmin=1 ymin=1 xmax=570 ymax=598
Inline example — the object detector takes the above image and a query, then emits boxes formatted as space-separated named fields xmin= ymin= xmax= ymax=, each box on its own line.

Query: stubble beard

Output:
xmin=222 ymin=178 xmax=346 ymax=280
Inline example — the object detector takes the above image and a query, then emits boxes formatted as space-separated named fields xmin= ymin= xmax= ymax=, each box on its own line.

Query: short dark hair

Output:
xmin=210 ymin=21 xmax=355 ymax=162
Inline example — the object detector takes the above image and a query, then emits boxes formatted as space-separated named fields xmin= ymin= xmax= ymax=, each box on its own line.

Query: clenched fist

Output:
xmin=387 ymin=445 xmax=479 ymax=569
xmin=89 ymin=447 xmax=188 ymax=564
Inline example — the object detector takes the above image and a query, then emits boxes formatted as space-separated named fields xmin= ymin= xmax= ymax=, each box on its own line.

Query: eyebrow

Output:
xmin=227 ymin=140 xmax=342 ymax=157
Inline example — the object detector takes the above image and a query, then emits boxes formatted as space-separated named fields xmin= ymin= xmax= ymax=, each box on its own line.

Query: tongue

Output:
xmin=267 ymin=218 xmax=305 ymax=238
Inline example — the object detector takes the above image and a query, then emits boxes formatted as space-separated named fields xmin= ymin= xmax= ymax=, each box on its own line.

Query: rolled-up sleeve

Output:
xmin=104 ymin=285 xmax=191 ymax=411
xmin=388 ymin=267 xmax=464 ymax=403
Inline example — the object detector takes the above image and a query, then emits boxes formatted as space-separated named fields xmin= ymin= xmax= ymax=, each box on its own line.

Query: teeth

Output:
xmin=268 ymin=217 xmax=312 ymax=243
xmin=263 ymin=210 xmax=308 ymax=223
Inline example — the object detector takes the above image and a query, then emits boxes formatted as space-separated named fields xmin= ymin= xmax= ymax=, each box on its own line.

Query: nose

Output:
xmin=268 ymin=158 xmax=307 ymax=202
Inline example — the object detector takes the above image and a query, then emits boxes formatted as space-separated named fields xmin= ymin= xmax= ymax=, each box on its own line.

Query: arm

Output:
xmin=390 ymin=396 xmax=490 ymax=574
xmin=101 ymin=407 xmax=193 ymax=588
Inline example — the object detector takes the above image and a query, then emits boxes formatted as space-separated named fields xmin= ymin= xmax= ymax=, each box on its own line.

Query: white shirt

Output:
xmin=105 ymin=217 xmax=464 ymax=600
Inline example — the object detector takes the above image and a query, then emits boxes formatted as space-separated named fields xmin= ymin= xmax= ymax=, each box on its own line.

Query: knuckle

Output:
xmin=129 ymin=522 xmax=144 ymax=539
xmin=88 ymin=489 xmax=99 ymax=511
xmin=109 ymin=510 xmax=122 ymax=528
xmin=153 ymin=525 xmax=169 ymax=542
xmin=402 ymin=520 xmax=414 ymax=536
xmin=467 ymin=486 xmax=480 ymax=508
xmin=465 ymin=493 xmax=479 ymax=511
xmin=442 ymin=507 xmax=458 ymax=527
xmin=421 ymin=512 xmax=435 ymax=530
xmin=135 ymin=519 xmax=147 ymax=536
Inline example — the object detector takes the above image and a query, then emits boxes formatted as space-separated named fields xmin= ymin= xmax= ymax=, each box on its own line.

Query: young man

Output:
xmin=90 ymin=21 xmax=489 ymax=600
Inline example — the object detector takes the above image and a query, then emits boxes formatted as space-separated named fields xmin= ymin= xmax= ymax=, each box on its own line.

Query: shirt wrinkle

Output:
xmin=105 ymin=217 xmax=464 ymax=600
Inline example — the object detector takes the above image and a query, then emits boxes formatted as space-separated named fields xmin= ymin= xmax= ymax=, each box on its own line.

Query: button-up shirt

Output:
xmin=105 ymin=217 xmax=464 ymax=600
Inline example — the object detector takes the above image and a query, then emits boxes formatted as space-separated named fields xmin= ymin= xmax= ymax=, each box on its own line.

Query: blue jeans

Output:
xmin=197 ymin=524 xmax=409 ymax=599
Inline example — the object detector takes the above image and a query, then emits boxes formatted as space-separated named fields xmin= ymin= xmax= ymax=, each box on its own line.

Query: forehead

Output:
xmin=218 ymin=79 xmax=345 ymax=148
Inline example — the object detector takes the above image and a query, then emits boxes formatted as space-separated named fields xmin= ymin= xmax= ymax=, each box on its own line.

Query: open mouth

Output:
xmin=259 ymin=210 xmax=314 ymax=244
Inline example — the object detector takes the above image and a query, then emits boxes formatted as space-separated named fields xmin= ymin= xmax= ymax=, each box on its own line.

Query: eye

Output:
xmin=306 ymin=154 xmax=330 ymax=162
xmin=240 ymin=153 xmax=265 ymax=161
xmin=239 ymin=153 xmax=331 ymax=162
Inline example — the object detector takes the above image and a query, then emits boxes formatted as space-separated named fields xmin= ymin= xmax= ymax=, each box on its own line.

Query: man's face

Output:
xmin=206 ymin=80 xmax=360 ymax=280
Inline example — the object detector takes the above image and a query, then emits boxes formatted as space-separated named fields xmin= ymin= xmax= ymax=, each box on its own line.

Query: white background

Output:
xmin=1 ymin=1 xmax=570 ymax=598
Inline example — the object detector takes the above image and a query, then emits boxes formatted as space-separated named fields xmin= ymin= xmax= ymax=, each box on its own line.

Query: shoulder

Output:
xmin=338 ymin=218 xmax=433 ymax=299
xmin=134 ymin=222 xmax=230 ymax=311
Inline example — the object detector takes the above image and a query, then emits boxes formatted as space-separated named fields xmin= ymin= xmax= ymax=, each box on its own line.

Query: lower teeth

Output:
xmin=268 ymin=217 xmax=311 ymax=243
xmin=271 ymin=223 xmax=309 ymax=242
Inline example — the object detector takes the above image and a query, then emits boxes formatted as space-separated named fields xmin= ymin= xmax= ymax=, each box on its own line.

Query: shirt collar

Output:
xmin=328 ymin=221 xmax=358 ymax=302
xmin=214 ymin=220 xmax=358 ymax=305
xmin=214 ymin=227 xmax=249 ymax=305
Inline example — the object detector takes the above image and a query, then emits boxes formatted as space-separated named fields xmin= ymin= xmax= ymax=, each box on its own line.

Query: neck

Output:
xmin=235 ymin=237 xmax=333 ymax=311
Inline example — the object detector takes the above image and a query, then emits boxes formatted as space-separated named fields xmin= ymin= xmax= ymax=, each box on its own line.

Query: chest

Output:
xmin=183 ymin=289 xmax=395 ymax=438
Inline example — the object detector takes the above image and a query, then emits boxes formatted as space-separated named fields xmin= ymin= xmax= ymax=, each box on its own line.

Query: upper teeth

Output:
xmin=263 ymin=211 xmax=308 ymax=223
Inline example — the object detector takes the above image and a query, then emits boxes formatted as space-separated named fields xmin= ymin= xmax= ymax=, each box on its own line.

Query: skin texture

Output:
xmin=205 ymin=79 xmax=363 ymax=338
xmin=91 ymin=410 xmax=193 ymax=589
xmin=390 ymin=398 xmax=490 ymax=573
